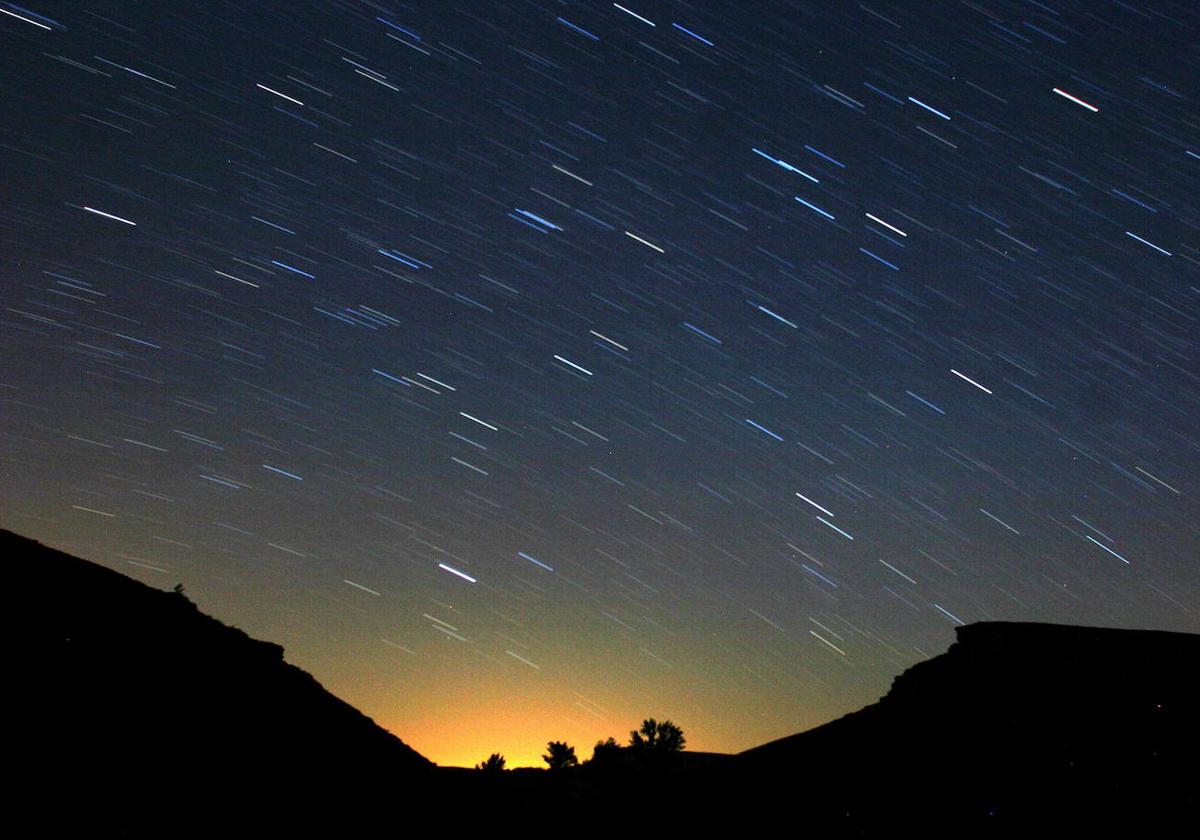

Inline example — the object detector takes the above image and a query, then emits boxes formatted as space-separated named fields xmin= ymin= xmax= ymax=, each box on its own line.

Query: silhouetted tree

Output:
xmin=590 ymin=736 xmax=621 ymax=764
xmin=170 ymin=583 xmax=196 ymax=609
xmin=475 ymin=753 xmax=506 ymax=772
xmin=629 ymin=718 xmax=686 ymax=753
xmin=543 ymin=741 xmax=578 ymax=771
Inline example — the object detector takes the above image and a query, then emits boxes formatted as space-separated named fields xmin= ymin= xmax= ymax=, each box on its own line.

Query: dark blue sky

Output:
xmin=2 ymin=0 xmax=1197 ymax=765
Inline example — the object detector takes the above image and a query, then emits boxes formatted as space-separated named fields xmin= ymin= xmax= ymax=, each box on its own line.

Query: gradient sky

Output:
xmin=2 ymin=0 xmax=1199 ymax=768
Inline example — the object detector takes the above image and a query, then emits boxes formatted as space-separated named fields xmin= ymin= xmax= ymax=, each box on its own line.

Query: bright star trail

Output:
xmin=1 ymin=0 xmax=1198 ymax=769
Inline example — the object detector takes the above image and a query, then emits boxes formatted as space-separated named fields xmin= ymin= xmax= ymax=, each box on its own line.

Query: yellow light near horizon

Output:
xmin=301 ymin=619 xmax=836 ymax=771
xmin=378 ymin=700 xmax=614 ymax=769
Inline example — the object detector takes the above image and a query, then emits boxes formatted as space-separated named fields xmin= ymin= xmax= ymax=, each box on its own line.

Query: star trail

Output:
xmin=2 ymin=0 xmax=1198 ymax=767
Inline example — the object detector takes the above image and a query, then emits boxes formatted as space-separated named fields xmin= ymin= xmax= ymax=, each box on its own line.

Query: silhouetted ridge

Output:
xmin=11 ymin=526 xmax=1198 ymax=837
xmin=711 ymin=620 xmax=1200 ymax=835
xmin=7 ymin=529 xmax=432 ymax=837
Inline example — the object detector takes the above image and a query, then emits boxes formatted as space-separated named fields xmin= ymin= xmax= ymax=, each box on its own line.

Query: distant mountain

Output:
xmin=6 ymin=529 xmax=433 ymax=837
xmin=690 ymin=621 xmax=1200 ymax=835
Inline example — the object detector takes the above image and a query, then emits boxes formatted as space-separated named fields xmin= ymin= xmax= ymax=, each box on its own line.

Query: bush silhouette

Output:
xmin=475 ymin=753 xmax=506 ymax=772
xmin=542 ymin=741 xmax=578 ymax=771
xmin=629 ymin=718 xmax=686 ymax=753
xmin=590 ymin=736 xmax=621 ymax=764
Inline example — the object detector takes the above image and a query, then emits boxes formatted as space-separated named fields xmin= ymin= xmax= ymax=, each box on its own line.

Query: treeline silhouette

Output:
xmin=450 ymin=716 xmax=721 ymax=826
xmin=476 ymin=717 xmax=688 ymax=774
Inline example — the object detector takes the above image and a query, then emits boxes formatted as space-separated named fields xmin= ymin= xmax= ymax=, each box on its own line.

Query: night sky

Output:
xmin=3 ymin=0 xmax=1199 ymax=768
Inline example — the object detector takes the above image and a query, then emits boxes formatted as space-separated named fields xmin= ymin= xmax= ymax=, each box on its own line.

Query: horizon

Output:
xmin=20 ymin=514 xmax=1199 ymax=835
xmin=10 ymin=523 xmax=1191 ymax=768
xmin=3 ymin=1 xmax=1199 ymax=771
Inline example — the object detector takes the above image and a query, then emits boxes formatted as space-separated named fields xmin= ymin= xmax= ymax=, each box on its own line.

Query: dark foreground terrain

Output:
xmin=9 ymin=528 xmax=1198 ymax=836
xmin=696 ymin=619 xmax=1200 ymax=836
xmin=8 ymin=529 xmax=434 ymax=837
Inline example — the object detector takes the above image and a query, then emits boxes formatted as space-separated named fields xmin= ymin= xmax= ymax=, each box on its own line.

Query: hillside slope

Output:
xmin=699 ymin=621 xmax=1200 ymax=835
xmin=6 ymin=529 xmax=432 ymax=837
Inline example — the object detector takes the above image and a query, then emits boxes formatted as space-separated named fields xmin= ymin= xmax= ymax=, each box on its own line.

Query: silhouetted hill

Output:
xmin=435 ymin=621 xmax=1200 ymax=834
xmin=10 ymin=527 xmax=1198 ymax=836
xmin=685 ymin=621 xmax=1200 ymax=835
xmin=6 ymin=529 xmax=433 ymax=837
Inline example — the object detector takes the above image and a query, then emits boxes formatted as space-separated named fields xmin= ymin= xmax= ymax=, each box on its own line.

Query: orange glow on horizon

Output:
xmin=369 ymin=691 xmax=821 ymax=769
xmin=305 ymin=638 xmax=841 ymax=770
xmin=211 ymin=594 xmax=849 ymax=772
xmin=376 ymin=693 xmax=641 ymax=769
